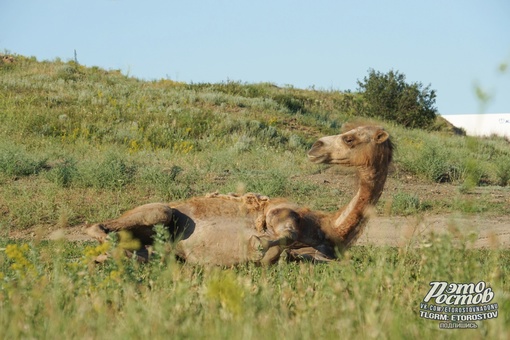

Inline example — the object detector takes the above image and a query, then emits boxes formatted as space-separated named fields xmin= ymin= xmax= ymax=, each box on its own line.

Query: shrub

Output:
xmin=45 ymin=157 xmax=78 ymax=187
xmin=400 ymin=142 xmax=461 ymax=183
xmin=271 ymin=92 xmax=306 ymax=113
xmin=496 ymin=156 xmax=510 ymax=186
xmin=357 ymin=69 xmax=437 ymax=128
xmin=460 ymin=158 xmax=488 ymax=192
xmin=55 ymin=61 xmax=83 ymax=82
xmin=0 ymin=145 xmax=47 ymax=177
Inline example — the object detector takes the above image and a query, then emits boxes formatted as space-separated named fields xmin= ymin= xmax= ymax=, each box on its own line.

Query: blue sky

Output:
xmin=1 ymin=0 xmax=509 ymax=114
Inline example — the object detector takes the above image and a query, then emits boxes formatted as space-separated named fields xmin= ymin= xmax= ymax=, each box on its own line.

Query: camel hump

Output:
xmin=204 ymin=192 xmax=270 ymax=211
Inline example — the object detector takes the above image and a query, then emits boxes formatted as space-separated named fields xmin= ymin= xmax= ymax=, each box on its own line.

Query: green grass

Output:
xmin=390 ymin=191 xmax=428 ymax=216
xmin=0 ymin=143 xmax=48 ymax=177
xmin=1 ymin=235 xmax=509 ymax=339
xmin=1 ymin=54 xmax=510 ymax=338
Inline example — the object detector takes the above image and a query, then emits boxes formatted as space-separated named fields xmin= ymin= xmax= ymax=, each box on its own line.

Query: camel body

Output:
xmin=86 ymin=124 xmax=393 ymax=265
xmin=87 ymin=194 xmax=330 ymax=265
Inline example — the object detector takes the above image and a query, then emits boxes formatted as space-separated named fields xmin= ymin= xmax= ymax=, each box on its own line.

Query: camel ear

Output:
xmin=374 ymin=129 xmax=389 ymax=144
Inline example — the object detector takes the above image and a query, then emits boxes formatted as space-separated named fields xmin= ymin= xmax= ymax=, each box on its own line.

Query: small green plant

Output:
xmin=233 ymin=170 xmax=290 ymax=198
xmin=45 ymin=157 xmax=78 ymax=187
xmin=55 ymin=62 xmax=83 ymax=82
xmin=271 ymin=92 xmax=306 ymax=113
xmin=391 ymin=192 xmax=423 ymax=215
xmin=205 ymin=270 xmax=246 ymax=316
xmin=451 ymin=196 xmax=490 ymax=213
xmin=140 ymin=165 xmax=192 ymax=201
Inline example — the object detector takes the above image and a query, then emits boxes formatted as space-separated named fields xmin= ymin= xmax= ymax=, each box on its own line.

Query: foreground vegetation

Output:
xmin=1 ymin=235 xmax=509 ymax=339
xmin=0 ymin=55 xmax=509 ymax=338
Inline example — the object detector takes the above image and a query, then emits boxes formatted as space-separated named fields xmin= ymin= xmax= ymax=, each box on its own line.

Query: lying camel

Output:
xmin=86 ymin=124 xmax=393 ymax=265
xmin=1 ymin=55 xmax=15 ymax=64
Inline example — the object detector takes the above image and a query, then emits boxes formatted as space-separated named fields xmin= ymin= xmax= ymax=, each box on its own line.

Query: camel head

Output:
xmin=307 ymin=125 xmax=393 ymax=167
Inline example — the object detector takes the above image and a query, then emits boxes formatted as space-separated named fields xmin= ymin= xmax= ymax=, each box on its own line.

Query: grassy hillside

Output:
xmin=1 ymin=55 xmax=509 ymax=231
xmin=1 ymin=55 xmax=509 ymax=339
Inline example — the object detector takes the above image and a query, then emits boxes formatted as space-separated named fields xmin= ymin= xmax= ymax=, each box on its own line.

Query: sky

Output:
xmin=1 ymin=0 xmax=509 ymax=115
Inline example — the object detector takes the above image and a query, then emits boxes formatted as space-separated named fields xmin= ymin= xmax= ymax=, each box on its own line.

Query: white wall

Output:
xmin=441 ymin=113 xmax=510 ymax=139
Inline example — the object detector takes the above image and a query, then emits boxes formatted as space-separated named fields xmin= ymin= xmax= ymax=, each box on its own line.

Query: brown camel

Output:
xmin=1 ymin=55 xmax=15 ymax=64
xmin=86 ymin=124 xmax=393 ymax=265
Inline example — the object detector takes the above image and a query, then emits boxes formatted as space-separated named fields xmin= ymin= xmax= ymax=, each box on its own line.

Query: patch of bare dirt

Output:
xmin=360 ymin=214 xmax=510 ymax=248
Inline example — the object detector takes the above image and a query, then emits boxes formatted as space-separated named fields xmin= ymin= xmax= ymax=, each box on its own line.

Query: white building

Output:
xmin=441 ymin=113 xmax=510 ymax=139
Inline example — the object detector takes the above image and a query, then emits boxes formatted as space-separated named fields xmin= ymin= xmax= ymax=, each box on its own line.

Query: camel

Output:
xmin=86 ymin=124 xmax=393 ymax=265
xmin=1 ymin=55 xmax=14 ymax=64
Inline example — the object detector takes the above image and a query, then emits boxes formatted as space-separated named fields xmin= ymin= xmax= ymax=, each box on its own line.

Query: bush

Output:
xmin=0 ymin=145 xmax=47 ymax=177
xmin=399 ymin=141 xmax=462 ymax=183
xmin=46 ymin=157 xmax=78 ymax=188
xmin=496 ymin=156 xmax=510 ymax=186
xmin=357 ymin=69 xmax=437 ymax=128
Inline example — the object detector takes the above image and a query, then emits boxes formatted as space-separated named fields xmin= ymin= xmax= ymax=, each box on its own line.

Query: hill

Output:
xmin=1 ymin=54 xmax=510 ymax=340
xmin=0 ymin=54 xmax=509 ymax=236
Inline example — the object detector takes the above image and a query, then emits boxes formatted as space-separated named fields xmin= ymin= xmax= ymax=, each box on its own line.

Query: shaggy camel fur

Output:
xmin=86 ymin=124 xmax=393 ymax=265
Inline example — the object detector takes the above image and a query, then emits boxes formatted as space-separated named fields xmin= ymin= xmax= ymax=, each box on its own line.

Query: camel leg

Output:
xmin=264 ymin=206 xmax=300 ymax=246
xmin=259 ymin=245 xmax=285 ymax=265
xmin=86 ymin=203 xmax=174 ymax=246
xmin=285 ymin=246 xmax=334 ymax=263
xmin=256 ymin=206 xmax=301 ymax=265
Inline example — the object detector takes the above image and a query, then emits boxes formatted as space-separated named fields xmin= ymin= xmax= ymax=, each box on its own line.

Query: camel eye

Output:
xmin=343 ymin=135 xmax=355 ymax=146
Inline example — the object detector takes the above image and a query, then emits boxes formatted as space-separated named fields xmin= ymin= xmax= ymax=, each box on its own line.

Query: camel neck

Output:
xmin=323 ymin=166 xmax=388 ymax=246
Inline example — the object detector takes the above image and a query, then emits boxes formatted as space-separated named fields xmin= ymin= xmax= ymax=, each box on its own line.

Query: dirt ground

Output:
xmin=308 ymin=167 xmax=510 ymax=249
xmin=359 ymin=214 xmax=510 ymax=248
xmin=8 ymin=167 xmax=510 ymax=249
